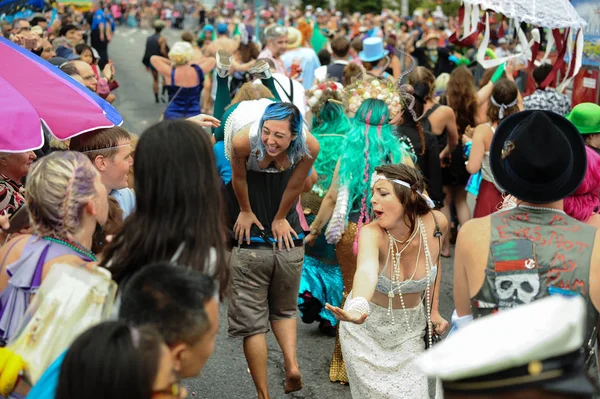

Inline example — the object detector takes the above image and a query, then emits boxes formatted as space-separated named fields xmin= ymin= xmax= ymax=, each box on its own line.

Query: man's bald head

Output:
xmin=71 ymin=60 xmax=97 ymax=93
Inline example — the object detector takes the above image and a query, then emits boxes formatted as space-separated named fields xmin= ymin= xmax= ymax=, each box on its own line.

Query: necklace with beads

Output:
xmin=42 ymin=235 xmax=97 ymax=262
xmin=517 ymin=205 xmax=566 ymax=214
xmin=399 ymin=135 xmax=416 ymax=157
xmin=385 ymin=217 xmax=434 ymax=348
xmin=386 ymin=224 xmax=421 ymax=327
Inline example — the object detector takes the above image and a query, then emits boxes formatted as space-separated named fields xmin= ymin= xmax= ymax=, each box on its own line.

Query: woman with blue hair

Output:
xmin=305 ymin=95 xmax=414 ymax=384
xmin=226 ymin=101 xmax=319 ymax=397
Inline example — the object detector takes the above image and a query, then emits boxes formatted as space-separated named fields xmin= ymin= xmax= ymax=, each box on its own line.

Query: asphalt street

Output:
xmin=108 ymin=26 xmax=456 ymax=399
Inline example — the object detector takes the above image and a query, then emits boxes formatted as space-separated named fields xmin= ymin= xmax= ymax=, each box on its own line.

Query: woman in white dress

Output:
xmin=326 ymin=163 xmax=449 ymax=398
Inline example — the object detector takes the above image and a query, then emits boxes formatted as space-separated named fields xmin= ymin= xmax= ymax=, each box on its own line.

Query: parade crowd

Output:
xmin=1 ymin=0 xmax=600 ymax=398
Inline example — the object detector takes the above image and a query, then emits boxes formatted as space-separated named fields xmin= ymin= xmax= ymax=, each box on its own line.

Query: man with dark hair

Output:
xmin=523 ymin=63 xmax=571 ymax=116
xmin=69 ymin=127 xmax=135 ymax=217
xmin=119 ymin=264 xmax=219 ymax=377
xmin=315 ymin=36 xmax=350 ymax=84
xmin=90 ymin=1 xmax=111 ymax=69
xmin=11 ymin=18 xmax=30 ymax=35
xmin=27 ymin=264 xmax=219 ymax=398
xmin=58 ymin=23 xmax=83 ymax=48
xmin=30 ymin=16 xmax=47 ymax=29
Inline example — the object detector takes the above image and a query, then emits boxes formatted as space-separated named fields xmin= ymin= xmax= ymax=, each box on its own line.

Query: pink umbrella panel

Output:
xmin=0 ymin=36 xmax=123 ymax=153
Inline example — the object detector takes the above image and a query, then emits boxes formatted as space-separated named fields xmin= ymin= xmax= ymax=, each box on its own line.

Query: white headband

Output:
xmin=490 ymin=95 xmax=518 ymax=120
xmin=370 ymin=172 xmax=435 ymax=209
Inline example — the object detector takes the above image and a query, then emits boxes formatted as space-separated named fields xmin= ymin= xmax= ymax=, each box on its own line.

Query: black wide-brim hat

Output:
xmin=490 ymin=110 xmax=587 ymax=204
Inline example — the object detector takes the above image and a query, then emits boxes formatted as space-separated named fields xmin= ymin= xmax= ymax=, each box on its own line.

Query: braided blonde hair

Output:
xmin=26 ymin=151 xmax=99 ymax=237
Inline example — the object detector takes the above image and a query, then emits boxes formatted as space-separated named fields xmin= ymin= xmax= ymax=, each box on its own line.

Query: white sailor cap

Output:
xmin=415 ymin=296 xmax=599 ymax=396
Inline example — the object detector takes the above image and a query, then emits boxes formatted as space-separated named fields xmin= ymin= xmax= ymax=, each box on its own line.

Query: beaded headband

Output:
xmin=370 ymin=172 xmax=435 ymax=209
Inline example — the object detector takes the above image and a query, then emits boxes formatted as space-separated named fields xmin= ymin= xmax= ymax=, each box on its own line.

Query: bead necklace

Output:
xmin=419 ymin=217 xmax=434 ymax=349
xmin=387 ymin=226 xmax=422 ymax=327
xmin=42 ymin=235 xmax=97 ymax=262
xmin=385 ymin=216 xmax=433 ymax=342
xmin=399 ymin=135 xmax=416 ymax=156
xmin=518 ymin=205 xmax=566 ymax=215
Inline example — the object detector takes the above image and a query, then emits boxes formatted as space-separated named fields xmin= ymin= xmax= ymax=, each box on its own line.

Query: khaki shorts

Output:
xmin=227 ymin=245 xmax=304 ymax=338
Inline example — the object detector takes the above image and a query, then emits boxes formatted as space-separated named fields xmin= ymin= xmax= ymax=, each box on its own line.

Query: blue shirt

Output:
xmin=110 ymin=188 xmax=136 ymax=218
xmin=214 ymin=141 xmax=232 ymax=185
xmin=91 ymin=9 xmax=107 ymax=31
xmin=25 ymin=352 xmax=65 ymax=399
xmin=281 ymin=47 xmax=321 ymax=90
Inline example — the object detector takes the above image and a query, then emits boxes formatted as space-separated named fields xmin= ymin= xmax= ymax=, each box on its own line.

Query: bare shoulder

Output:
xmin=458 ymin=216 xmax=491 ymax=246
xmin=587 ymin=214 xmax=600 ymax=230
xmin=473 ymin=123 xmax=492 ymax=138
xmin=232 ymin=127 xmax=251 ymax=155
xmin=430 ymin=210 xmax=449 ymax=234
xmin=305 ymin=132 xmax=320 ymax=156
xmin=362 ymin=221 xmax=384 ymax=238
xmin=0 ymin=234 xmax=31 ymax=263
xmin=440 ymin=104 xmax=456 ymax=118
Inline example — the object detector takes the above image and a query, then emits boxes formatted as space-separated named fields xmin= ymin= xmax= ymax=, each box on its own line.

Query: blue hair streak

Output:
xmin=256 ymin=102 xmax=311 ymax=163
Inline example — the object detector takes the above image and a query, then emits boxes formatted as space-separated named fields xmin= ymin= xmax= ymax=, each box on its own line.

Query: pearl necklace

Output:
xmin=518 ymin=205 xmax=566 ymax=215
xmin=399 ymin=135 xmax=416 ymax=156
xmin=385 ymin=217 xmax=433 ymax=348
xmin=419 ymin=217 xmax=434 ymax=349
xmin=43 ymin=235 xmax=97 ymax=262
xmin=386 ymin=225 xmax=421 ymax=326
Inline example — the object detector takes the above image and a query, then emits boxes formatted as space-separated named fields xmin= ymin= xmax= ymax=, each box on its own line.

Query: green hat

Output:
xmin=566 ymin=102 xmax=600 ymax=135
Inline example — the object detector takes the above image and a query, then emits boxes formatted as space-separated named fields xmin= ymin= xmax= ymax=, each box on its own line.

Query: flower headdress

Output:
xmin=305 ymin=81 xmax=346 ymax=116
xmin=344 ymin=78 xmax=401 ymax=118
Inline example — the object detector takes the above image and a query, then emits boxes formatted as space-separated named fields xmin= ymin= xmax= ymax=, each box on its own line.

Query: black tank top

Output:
xmin=142 ymin=33 xmax=163 ymax=66
xmin=420 ymin=103 xmax=448 ymax=151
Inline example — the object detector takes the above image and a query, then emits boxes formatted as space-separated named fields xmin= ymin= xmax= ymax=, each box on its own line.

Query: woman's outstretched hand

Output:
xmin=325 ymin=303 xmax=368 ymax=325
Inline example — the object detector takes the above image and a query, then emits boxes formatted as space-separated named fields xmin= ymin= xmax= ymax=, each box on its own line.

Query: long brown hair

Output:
xmin=446 ymin=66 xmax=477 ymax=135
xmin=374 ymin=163 xmax=431 ymax=235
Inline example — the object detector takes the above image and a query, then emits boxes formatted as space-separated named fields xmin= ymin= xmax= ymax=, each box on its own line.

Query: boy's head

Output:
xmin=69 ymin=127 xmax=132 ymax=192
xmin=119 ymin=263 xmax=219 ymax=378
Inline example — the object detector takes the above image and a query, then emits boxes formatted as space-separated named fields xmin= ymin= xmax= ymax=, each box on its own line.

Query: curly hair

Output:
xmin=312 ymin=101 xmax=351 ymax=191
xmin=338 ymin=99 xmax=408 ymax=215
xmin=374 ymin=163 xmax=431 ymax=236
xmin=564 ymin=146 xmax=600 ymax=222
xmin=446 ymin=66 xmax=478 ymax=135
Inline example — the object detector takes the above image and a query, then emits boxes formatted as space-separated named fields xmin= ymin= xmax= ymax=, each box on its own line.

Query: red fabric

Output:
xmin=473 ymin=180 xmax=503 ymax=218
xmin=540 ymin=29 xmax=569 ymax=89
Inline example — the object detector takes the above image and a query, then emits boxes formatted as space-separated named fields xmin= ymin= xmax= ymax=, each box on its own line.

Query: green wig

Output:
xmin=338 ymin=98 xmax=411 ymax=217
xmin=311 ymin=101 xmax=351 ymax=193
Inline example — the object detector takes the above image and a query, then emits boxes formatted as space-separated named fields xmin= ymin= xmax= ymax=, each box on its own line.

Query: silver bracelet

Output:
xmin=346 ymin=297 xmax=370 ymax=316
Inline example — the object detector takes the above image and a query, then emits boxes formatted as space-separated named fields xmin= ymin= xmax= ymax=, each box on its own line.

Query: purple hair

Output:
xmin=564 ymin=146 xmax=600 ymax=222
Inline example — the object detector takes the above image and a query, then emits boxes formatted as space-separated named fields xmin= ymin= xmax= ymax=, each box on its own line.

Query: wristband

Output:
xmin=346 ymin=296 xmax=370 ymax=316
xmin=490 ymin=63 xmax=506 ymax=84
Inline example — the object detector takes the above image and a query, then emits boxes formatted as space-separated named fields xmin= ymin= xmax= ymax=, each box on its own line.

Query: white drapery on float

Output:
xmin=449 ymin=0 xmax=587 ymax=91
